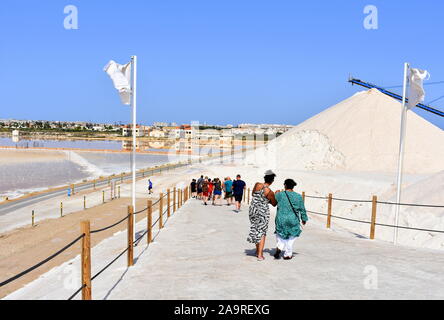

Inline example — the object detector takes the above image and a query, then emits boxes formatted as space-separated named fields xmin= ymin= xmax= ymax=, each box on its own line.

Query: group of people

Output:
xmin=190 ymin=175 xmax=246 ymax=213
xmin=189 ymin=170 xmax=308 ymax=261
xmin=248 ymin=170 xmax=308 ymax=261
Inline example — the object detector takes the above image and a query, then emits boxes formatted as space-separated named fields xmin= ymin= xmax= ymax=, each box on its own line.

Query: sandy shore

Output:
xmin=0 ymin=149 xmax=66 ymax=164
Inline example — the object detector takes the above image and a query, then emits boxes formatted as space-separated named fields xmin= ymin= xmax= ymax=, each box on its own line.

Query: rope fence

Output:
xmin=303 ymin=192 xmax=444 ymax=240
xmin=0 ymin=185 xmax=191 ymax=301
xmin=0 ymin=234 xmax=84 ymax=288
xmin=305 ymin=194 xmax=444 ymax=207
xmin=67 ymin=185 xmax=189 ymax=300
xmin=90 ymin=215 xmax=129 ymax=234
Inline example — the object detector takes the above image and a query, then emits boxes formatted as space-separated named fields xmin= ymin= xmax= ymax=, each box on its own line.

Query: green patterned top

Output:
xmin=275 ymin=191 xmax=308 ymax=239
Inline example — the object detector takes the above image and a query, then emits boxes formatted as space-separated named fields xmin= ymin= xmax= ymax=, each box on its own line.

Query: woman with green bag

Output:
xmin=274 ymin=179 xmax=308 ymax=260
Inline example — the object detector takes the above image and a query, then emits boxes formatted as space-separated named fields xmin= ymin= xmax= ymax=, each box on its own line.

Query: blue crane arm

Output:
xmin=349 ymin=78 xmax=444 ymax=117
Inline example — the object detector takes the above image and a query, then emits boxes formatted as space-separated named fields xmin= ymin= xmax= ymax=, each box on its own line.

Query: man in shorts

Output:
xmin=212 ymin=178 xmax=223 ymax=205
xmin=190 ymin=179 xmax=197 ymax=198
xmin=197 ymin=175 xmax=204 ymax=199
xmin=232 ymin=174 xmax=246 ymax=213
xmin=148 ymin=179 xmax=153 ymax=194
xmin=224 ymin=177 xmax=234 ymax=206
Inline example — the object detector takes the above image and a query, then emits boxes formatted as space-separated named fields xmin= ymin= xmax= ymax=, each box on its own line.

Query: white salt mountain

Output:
xmin=246 ymin=89 xmax=444 ymax=174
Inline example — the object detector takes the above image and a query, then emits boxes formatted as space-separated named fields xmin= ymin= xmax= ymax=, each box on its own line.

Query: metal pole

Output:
xmin=131 ymin=55 xmax=137 ymax=242
xmin=394 ymin=62 xmax=409 ymax=245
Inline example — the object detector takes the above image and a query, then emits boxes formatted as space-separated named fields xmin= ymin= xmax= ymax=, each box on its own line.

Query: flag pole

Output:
xmin=394 ymin=62 xmax=409 ymax=245
xmin=131 ymin=55 xmax=137 ymax=241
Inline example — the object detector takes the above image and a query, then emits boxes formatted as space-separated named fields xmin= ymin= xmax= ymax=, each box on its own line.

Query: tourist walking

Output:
xmin=208 ymin=179 xmax=214 ymax=201
xmin=197 ymin=175 xmax=204 ymax=199
xmin=224 ymin=177 xmax=233 ymax=206
xmin=247 ymin=170 xmax=277 ymax=261
xmin=202 ymin=178 xmax=209 ymax=205
xmin=190 ymin=179 xmax=197 ymax=198
xmin=273 ymin=179 xmax=308 ymax=260
xmin=213 ymin=178 xmax=222 ymax=205
xmin=232 ymin=174 xmax=246 ymax=213
xmin=148 ymin=179 xmax=153 ymax=194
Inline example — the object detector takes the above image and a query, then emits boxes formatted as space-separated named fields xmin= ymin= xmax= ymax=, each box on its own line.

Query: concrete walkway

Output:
xmin=107 ymin=198 xmax=444 ymax=300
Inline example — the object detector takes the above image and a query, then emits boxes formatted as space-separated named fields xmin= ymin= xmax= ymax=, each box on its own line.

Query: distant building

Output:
xmin=149 ymin=129 xmax=165 ymax=138
xmin=153 ymin=122 xmax=168 ymax=127
xmin=92 ymin=126 xmax=105 ymax=131
xmin=122 ymin=125 xmax=146 ymax=137
xmin=174 ymin=125 xmax=193 ymax=139
xmin=195 ymin=128 xmax=221 ymax=140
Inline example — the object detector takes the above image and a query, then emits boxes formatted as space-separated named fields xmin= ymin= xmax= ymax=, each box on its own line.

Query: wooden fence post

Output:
xmin=127 ymin=206 xmax=134 ymax=267
xmin=173 ymin=187 xmax=177 ymax=212
xmin=327 ymin=193 xmax=332 ymax=229
xmin=370 ymin=196 xmax=377 ymax=240
xmin=302 ymin=191 xmax=306 ymax=204
xmin=243 ymin=189 xmax=246 ymax=203
xmin=167 ymin=189 xmax=171 ymax=217
xmin=81 ymin=220 xmax=91 ymax=300
xmin=177 ymin=189 xmax=180 ymax=209
xmin=84 ymin=196 xmax=86 ymax=210
xmin=32 ymin=210 xmax=35 ymax=227
xmin=147 ymin=200 xmax=153 ymax=244
xmin=102 ymin=191 xmax=105 ymax=203
xmin=118 ymin=186 xmax=121 ymax=198
xmin=72 ymin=184 xmax=75 ymax=195
xmin=247 ymin=188 xmax=250 ymax=204
xmin=60 ymin=202 xmax=63 ymax=217
xmin=159 ymin=193 xmax=164 ymax=229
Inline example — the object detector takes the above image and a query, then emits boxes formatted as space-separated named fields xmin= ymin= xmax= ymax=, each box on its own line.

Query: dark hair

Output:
xmin=284 ymin=179 xmax=297 ymax=190
xmin=236 ymin=174 xmax=241 ymax=178
xmin=264 ymin=174 xmax=276 ymax=184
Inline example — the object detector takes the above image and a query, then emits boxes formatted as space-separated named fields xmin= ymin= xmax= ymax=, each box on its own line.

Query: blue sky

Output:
xmin=0 ymin=0 xmax=443 ymax=128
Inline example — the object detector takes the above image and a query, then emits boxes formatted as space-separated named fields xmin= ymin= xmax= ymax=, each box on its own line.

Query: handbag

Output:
xmin=284 ymin=191 xmax=304 ymax=229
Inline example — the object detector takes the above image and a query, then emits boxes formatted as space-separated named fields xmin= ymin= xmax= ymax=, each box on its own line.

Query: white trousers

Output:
xmin=276 ymin=235 xmax=296 ymax=258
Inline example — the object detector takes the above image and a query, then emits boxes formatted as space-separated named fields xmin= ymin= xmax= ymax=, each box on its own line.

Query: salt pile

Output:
xmin=245 ymin=89 xmax=444 ymax=174
xmin=242 ymin=88 xmax=444 ymax=250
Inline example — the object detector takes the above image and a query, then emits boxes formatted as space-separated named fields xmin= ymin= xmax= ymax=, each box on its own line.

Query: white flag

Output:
xmin=104 ymin=60 xmax=132 ymax=105
xmin=407 ymin=68 xmax=429 ymax=109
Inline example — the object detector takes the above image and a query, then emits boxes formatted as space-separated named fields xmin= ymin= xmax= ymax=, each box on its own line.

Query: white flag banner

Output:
xmin=407 ymin=68 xmax=429 ymax=109
xmin=104 ymin=60 xmax=132 ymax=105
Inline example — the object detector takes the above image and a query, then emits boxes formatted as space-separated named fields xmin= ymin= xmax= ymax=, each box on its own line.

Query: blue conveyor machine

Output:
xmin=348 ymin=77 xmax=444 ymax=117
